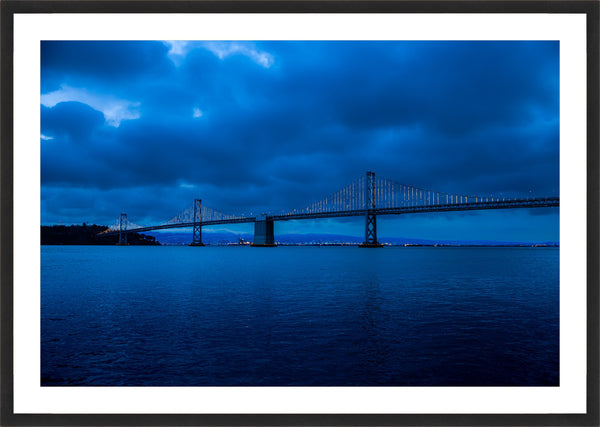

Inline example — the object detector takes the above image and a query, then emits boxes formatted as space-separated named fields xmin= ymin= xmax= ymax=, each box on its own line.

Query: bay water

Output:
xmin=41 ymin=245 xmax=559 ymax=386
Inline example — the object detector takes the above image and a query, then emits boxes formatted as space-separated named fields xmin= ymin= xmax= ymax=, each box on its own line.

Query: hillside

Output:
xmin=41 ymin=224 xmax=160 ymax=245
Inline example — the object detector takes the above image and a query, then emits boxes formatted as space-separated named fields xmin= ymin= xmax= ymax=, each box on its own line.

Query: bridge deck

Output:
xmin=104 ymin=197 xmax=559 ymax=236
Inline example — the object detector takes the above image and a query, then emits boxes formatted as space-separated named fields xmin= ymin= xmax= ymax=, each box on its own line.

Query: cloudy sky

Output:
xmin=41 ymin=40 xmax=559 ymax=242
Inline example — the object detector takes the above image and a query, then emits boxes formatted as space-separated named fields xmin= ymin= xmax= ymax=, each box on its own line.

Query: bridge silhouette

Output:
xmin=103 ymin=171 xmax=559 ymax=247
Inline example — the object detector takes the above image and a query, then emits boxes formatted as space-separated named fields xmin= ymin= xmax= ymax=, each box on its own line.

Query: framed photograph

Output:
xmin=2 ymin=1 xmax=598 ymax=425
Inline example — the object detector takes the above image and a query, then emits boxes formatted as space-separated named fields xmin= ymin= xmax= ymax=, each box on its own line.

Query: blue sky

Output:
xmin=41 ymin=41 xmax=559 ymax=242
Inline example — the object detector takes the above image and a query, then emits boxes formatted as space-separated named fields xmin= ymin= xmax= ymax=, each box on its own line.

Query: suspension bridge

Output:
xmin=101 ymin=171 xmax=559 ymax=247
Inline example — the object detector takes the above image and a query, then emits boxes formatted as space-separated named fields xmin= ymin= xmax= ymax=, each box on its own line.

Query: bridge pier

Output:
xmin=252 ymin=215 xmax=276 ymax=247
xmin=359 ymin=171 xmax=383 ymax=247
xmin=190 ymin=198 xmax=205 ymax=246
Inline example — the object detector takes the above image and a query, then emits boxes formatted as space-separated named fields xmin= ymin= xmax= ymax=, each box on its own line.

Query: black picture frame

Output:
xmin=1 ymin=1 xmax=598 ymax=426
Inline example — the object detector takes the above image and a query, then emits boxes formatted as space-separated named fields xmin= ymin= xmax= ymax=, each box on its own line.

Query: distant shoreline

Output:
xmin=40 ymin=224 xmax=558 ymax=247
xmin=116 ymin=242 xmax=559 ymax=248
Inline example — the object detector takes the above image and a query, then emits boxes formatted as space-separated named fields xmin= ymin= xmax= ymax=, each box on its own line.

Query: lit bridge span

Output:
xmin=103 ymin=172 xmax=559 ymax=247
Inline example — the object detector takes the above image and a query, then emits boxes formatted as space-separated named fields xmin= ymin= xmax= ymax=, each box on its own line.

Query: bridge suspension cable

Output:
xmin=276 ymin=174 xmax=516 ymax=217
xmin=286 ymin=174 xmax=367 ymax=215
xmin=162 ymin=203 xmax=252 ymax=224
xmin=373 ymin=175 xmax=513 ymax=209
xmin=108 ymin=201 xmax=254 ymax=232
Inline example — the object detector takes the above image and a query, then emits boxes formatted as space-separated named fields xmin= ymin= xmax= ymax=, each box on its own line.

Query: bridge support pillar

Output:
xmin=360 ymin=212 xmax=383 ymax=247
xmin=118 ymin=213 xmax=128 ymax=245
xmin=252 ymin=215 xmax=276 ymax=247
xmin=360 ymin=171 xmax=383 ymax=248
xmin=190 ymin=198 xmax=205 ymax=246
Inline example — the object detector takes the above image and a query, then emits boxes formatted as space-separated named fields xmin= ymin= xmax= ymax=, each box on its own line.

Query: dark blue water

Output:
xmin=41 ymin=246 xmax=559 ymax=386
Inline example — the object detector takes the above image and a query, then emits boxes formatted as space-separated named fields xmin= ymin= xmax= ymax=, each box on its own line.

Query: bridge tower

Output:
xmin=190 ymin=199 xmax=205 ymax=246
xmin=360 ymin=171 xmax=383 ymax=247
xmin=118 ymin=213 xmax=127 ymax=245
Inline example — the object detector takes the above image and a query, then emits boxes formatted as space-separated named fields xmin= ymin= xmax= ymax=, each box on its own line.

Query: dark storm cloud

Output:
xmin=40 ymin=40 xmax=559 ymax=236
xmin=41 ymin=101 xmax=104 ymax=143
xmin=41 ymin=41 xmax=174 ymax=93
xmin=243 ymin=41 xmax=558 ymax=134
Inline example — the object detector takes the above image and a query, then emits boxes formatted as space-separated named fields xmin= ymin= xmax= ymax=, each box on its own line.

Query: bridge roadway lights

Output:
xmin=252 ymin=215 xmax=276 ymax=247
